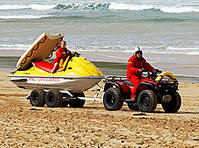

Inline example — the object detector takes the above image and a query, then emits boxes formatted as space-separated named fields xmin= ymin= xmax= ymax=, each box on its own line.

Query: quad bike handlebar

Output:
xmin=142 ymin=68 xmax=177 ymax=83
xmin=141 ymin=68 xmax=162 ymax=81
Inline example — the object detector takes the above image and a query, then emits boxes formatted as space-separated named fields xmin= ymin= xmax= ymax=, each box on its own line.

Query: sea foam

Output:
xmin=0 ymin=44 xmax=29 ymax=50
xmin=0 ymin=15 xmax=50 ymax=19
xmin=0 ymin=4 xmax=55 ymax=10
xmin=109 ymin=3 xmax=154 ymax=11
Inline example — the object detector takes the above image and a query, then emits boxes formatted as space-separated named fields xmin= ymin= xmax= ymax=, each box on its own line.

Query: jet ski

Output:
xmin=9 ymin=33 xmax=104 ymax=107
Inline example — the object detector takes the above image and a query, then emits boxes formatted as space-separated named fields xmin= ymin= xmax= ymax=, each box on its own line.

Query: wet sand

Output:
xmin=79 ymin=51 xmax=199 ymax=77
xmin=1 ymin=52 xmax=199 ymax=82
xmin=1 ymin=49 xmax=199 ymax=77
xmin=0 ymin=72 xmax=199 ymax=147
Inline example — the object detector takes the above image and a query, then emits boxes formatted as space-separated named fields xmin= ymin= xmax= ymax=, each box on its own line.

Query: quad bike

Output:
xmin=103 ymin=70 xmax=181 ymax=113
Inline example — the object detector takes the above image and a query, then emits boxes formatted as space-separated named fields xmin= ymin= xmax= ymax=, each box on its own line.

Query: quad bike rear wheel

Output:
xmin=103 ymin=87 xmax=123 ymax=111
xmin=45 ymin=89 xmax=62 ymax=107
xmin=162 ymin=91 xmax=181 ymax=113
xmin=69 ymin=93 xmax=85 ymax=108
xmin=30 ymin=88 xmax=45 ymax=107
xmin=137 ymin=89 xmax=157 ymax=113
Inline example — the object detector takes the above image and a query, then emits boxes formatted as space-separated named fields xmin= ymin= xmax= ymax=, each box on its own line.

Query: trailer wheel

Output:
xmin=62 ymin=101 xmax=69 ymax=107
xmin=162 ymin=91 xmax=181 ymax=113
xmin=45 ymin=89 xmax=62 ymax=107
xmin=69 ymin=93 xmax=85 ymax=108
xmin=30 ymin=88 xmax=45 ymax=107
xmin=103 ymin=87 xmax=123 ymax=111
xmin=137 ymin=90 xmax=157 ymax=113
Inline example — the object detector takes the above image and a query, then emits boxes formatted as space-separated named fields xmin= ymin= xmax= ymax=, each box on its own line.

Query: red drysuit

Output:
xmin=51 ymin=47 xmax=70 ymax=73
xmin=52 ymin=48 xmax=70 ymax=64
xmin=127 ymin=54 xmax=155 ymax=99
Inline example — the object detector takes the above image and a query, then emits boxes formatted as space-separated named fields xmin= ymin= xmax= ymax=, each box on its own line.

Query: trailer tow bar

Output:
xmin=78 ymin=84 xmax=103 ymax=102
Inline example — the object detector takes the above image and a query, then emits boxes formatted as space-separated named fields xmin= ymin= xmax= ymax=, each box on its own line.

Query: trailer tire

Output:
xmin=162 ymin=91 xmax=181 ymax=113
xmin=30 ymin=88 xmax=45 ymax=107
xmin=62 ymin=101 xmax=69 ymax=107
xmin=69 ymin=93 xmax=85 ymax=108
xmin=137 ymin=89 xmax=157 ymax=113
xmin=103 ymin=87 xmax=123 ymax=111
xmin=45 ymin=89 xmax=62 ymax=107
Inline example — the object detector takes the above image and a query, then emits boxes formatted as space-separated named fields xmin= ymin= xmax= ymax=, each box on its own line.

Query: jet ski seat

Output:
xmin=34 ymin=61 xmax=61 ymax=73
xmin=33 ymin=52 xmax=78 ymax=73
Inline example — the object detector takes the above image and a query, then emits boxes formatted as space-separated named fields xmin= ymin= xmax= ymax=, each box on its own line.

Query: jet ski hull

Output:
xmin=10 ymin=75 xmax=104 ymax=93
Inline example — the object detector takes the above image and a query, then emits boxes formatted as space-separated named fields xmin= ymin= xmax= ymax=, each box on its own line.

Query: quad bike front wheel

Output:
xmin=137 ymin=89 xmax=157 ymax=113
xmin=30 ymin=88 xmax=45 ymax=107
xmin=103 ymin=87 xmax=123 ymax=111
xmin=45 ymin=89 xmax=62 ymax=107
xmin=162 ymin=91 xmax=181 ymax=113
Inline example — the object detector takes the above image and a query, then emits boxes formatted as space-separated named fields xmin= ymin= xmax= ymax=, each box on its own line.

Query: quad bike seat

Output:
xmin=123 ymin=80 xmax=134 ymax=86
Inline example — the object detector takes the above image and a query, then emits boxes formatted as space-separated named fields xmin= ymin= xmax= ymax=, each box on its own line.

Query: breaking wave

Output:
xmin=2 ymin=44 xmax=199 ymax=55
xmin=54 ymin=3 xmax=110 ymax=10
xmin=54 ymin=3 xmax=199 ymax=13
xmin=1 ymin=2 xmax=199 ymax=13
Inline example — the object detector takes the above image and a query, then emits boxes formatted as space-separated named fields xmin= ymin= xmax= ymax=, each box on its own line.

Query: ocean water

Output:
xmin=0 ymin=0 xmax=199 ymax=56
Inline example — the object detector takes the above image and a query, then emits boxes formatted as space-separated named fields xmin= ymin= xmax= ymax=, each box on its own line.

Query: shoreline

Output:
xmin=2 ymin=59 xmax=199 ymax=83
xmin=1 ymin=49 xmax=199 ymax=82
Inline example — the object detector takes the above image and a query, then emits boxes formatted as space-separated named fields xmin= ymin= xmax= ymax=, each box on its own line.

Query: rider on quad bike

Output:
xmin=127 ymin=47 xmax=160 ymax=99
xmin=103 ymin=47 xmax=181 ymax=113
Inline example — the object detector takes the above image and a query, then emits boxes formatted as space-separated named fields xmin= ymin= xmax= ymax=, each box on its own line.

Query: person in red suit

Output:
xmin=127 ymin=47 xmax=156 ymax=99
xmin=51 ymin=40 xmax=71 ymax=73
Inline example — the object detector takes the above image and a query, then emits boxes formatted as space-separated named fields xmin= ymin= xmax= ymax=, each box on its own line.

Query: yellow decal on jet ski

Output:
xmin=60 ymin=56 xmax=70 ymax=71
xmin=155 ymin=72 xmax=177 ymax=82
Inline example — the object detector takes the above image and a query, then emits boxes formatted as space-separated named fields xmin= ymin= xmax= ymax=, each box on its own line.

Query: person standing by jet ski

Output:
xmin=127 ymin=47 xmax=160 ymax=99
xmin=51 ymin=40 xmax=71 ymax=73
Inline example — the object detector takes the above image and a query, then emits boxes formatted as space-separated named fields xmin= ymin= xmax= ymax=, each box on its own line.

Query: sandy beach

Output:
xmin=1 ymin=0 xmax=199 ymax=147
xmin=0 ymin=71 xmax=199 ymax=147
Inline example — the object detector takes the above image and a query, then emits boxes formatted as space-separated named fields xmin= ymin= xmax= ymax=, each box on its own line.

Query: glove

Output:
xmin=138 ymin=69 xmax=143 ymax=72
xmin=141 ymin=68 xmax=147 ymax=72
